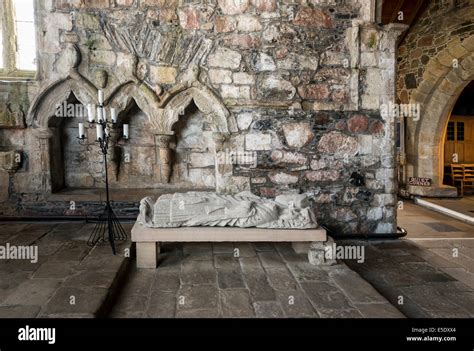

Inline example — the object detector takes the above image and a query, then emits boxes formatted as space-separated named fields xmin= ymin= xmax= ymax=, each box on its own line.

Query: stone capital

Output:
xmin=32 ymin=127 xmax=54 ymax=140
xmin=154 ymin=134 xmax=174 ymax=148
xmin=383 ymin=23 xmax=410 ymax=39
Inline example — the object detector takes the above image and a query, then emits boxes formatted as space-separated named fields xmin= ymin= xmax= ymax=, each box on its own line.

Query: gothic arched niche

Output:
xmin=161 ymin=86 xmax=238 ymax=135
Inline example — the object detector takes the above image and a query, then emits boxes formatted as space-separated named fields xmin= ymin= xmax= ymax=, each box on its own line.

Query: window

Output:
xmin=447 ymin=122 xmax=455 ymax=141
xmin=457 ymin=122 xmax=465 ymax=141
xmin=0 ymin=0 xmax=37 ymax=77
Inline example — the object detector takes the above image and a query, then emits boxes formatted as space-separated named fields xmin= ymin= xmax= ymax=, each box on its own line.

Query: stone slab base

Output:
xmin=131 ymin=221 xmax=327 ymax=268
xmin=407 ymin=185 xmax=458 ymax=197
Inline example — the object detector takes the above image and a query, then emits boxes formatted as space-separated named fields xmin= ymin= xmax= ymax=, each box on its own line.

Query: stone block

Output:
xmin=220 ymin=289 xmax=254 ymax=317
xmin=253 ymin=301 xmax=285 ymax=317
xmin=258 ymin=74 xmax=296 ymax=100
xmin=217 ymin=268 xmax=246 ymax=289
xmin=177 ymin=285 xmax=218 ymax=311
xmin=233 ymin=72 xmax=255 ymax=85
xmin=218 ymin=0 xmax=250 ymax=15
xmin=269 ymin=171 xmax=299 ymax=185
xmin=282 ymin=123 xmax=314 ymax=148
xmin=221 ymin=85 xmax=251 ymax=99
xmin=237 ymin=15 xmax=262 ymax=32
xmin=245 ymin=133 xmax=272 ymax=151
xmin=215 ymin=16 xmax=237 ymax=33
xmin=181 ymin=260 xmax=216 ymax=285
xmin=208 ymin=69 xmax=232 ymax=84
xmin=208 ymin=47 xmax=242 ymax=69
xmin=136 ymin=242 xmax=160 ymax=269
xmin=248 ymin=52 xmax=276 ymax=72
xmin=149 ymin=66 xmax=178 ymax=84
xmin=266 ymin=267 xmax=299 ymax=291
xmin=317 ymin=132 xmax=359 ymax=158
xmin=293 ymin=7 xmax=333 ymax=28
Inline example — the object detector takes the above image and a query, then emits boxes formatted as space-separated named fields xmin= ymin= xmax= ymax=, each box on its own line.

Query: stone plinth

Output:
xmin=131 ymin=221 xmax=327 ymax=269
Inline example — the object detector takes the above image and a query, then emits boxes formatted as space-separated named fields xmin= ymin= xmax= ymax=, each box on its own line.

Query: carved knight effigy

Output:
xmin=138 ymin=191 xmax=318 ymax=229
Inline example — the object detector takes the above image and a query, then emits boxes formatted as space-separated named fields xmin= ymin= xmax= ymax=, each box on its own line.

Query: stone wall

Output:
xmin=0 ymin=0 xmax=405 ymax=235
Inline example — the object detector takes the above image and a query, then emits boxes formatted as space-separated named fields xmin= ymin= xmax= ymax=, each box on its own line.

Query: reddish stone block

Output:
xmin=259 ymin=187 xmax=277 ymax=198
xmin=223 ymin=34 xmax=261 ymax=48
xmin=275 ymin=48 xmax=289 ymax=60
xmin=179 ymin=8 xmax=200 ymax=30
xmin=293 ymin=8 xmax=333 ymax=28
xmin=347 ymin=114 xmax=369 ymax=133
xmin=298 ymin=84 xmax=330 ymax=100
xmin=331 ymin=88 xmax=347 ymax=102
xmin=215 ymin=16 xmax=236 ymax=33
xmin=252 ymin=0 xmax=277 ymax=12
xmin=369 ymin=120 xmax=385 ymax=136
xmin=218 ymin=0 xmax=250 ymax=15
xmin=304 ymin=170 xmax=340 ymax=182
xmin=417 ymin=35 xmax=433 ymax=47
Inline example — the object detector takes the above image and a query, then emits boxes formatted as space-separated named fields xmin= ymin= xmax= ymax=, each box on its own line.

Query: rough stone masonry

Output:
xmin=0 ymin=0 xmax=407 ymax=236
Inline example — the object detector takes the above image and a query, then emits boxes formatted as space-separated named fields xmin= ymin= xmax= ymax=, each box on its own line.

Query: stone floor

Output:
xmin=109 ymin=242 xmax=402 ymax=318
xmin=1 ymin=200 xmax=474 ymax=318
xmin=0 ymin=221 xmax=132 ymax=318
xmin=400 ymin=201 xmax=474 ymax=239
xmin=420 ymin=196 xmax=474 ymax=221
xmin=344 ymin=202 xmax=474 ymax=318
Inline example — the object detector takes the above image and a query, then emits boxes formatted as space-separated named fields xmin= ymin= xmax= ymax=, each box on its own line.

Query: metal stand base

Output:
xmin=87 ymin=203 xmax=127 ymax=254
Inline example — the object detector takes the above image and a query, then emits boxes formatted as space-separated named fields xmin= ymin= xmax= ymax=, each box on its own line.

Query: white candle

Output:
xmin=96 ymin=123 xmax=104 ymax=140
xmin=104 ymin=127 xmax=110 ymax=137
xmin=87 ymin=104 xmax=95 ymax=123
xmin=111 ymin=108 xmax=117 ymax=123
xmin=123 ymin=124 xmax=129 ymax=139
xmin=103 ymin=108 xmax=107 ymax=122
xmin=97 ymin=106 xmax=103 ymax=123
xmin=98 ymin=90 xmax=104 ymax=104
xmin=78 ymin=123 xmax=85 ymax=139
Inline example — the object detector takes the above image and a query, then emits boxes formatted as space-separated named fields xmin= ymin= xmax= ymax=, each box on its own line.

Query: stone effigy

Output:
xmin=137 ymin=191 xmax=318 ymax=229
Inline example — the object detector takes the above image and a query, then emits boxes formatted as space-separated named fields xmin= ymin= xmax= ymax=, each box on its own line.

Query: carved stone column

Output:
xmin=32 ymin=127 xmax=54 ymax=193
xmin=0 ymin=150 xmax=22 ymax=202
xmin=107 ymin=129 xmax=121 ymax=182
xmin=154 ymin=134 xmax=174 ymax=183
xmin=213 ymin=132 xmax=231 ymax=194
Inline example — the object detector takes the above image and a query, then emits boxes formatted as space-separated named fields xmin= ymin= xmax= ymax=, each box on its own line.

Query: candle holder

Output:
xmin=77 ymin=98 xmax=129 ymax=255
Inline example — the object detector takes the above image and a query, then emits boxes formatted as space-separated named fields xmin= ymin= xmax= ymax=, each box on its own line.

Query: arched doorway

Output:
xmin=442 ymin=81 xmax=474 ymax=194
xmin=405 ymin=42 xmax=474 ymax=197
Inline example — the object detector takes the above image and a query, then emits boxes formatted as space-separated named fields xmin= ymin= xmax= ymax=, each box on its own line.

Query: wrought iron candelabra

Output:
xmin=77 ymin=94 xmax=129 ymax=254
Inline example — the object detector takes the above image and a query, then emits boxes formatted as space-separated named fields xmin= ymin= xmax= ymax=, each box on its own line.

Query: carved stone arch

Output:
xmin=107 ymin=81 xmax=162 ymax=125
xmin=162 ymin=86 xmax=238 ymax=135
xmin=28 ymin=76 xmax=97 ymax=128
xmin=407 ymin=38 xmax=474 ymax=196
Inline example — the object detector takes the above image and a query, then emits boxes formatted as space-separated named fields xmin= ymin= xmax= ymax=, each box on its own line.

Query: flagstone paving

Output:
xmin=109 ymin=242 xmax=402 ymax=318
xmin=0 ymin=221 xmax=132 ymax=318
xmin=1 ymin=200 xmax=474 ymax=319
xmin=345 ymin=201 xmax=474 ymax=318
